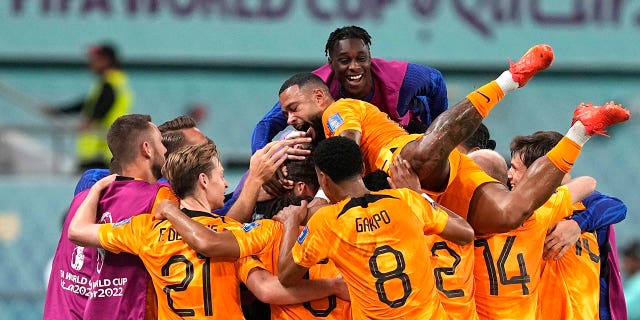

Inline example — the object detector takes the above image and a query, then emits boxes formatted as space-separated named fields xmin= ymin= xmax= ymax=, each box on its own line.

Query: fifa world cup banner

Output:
xmin=2 ymin=0 xmax=639 ymax=67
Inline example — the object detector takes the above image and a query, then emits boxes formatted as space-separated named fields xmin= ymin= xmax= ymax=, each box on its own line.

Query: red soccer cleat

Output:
xmin=572 ymin=101 xmax=631 ymax=136
xmin=509 ymin=44 xmax=554 ymax=87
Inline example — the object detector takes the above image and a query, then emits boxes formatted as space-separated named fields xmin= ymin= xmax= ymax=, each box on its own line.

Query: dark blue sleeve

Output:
xmin=250 ymin=102 xmax=288 ymax=154
xmin=571 ymin=190 xmax=627 ymax=232
xmin=397 ymin=64 xmax=448 ymax=125
xmin=74 ymin=168 xmax=110 ymax=195
xmin=212 ymin=192 xmax=236 ymax=216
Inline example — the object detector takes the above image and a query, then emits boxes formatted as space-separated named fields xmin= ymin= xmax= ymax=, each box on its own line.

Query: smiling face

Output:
xmin=279 ymin=84 xmax=327 ymax=142
xmin=328 ymin=38 xmax=373 ymax=100
xmin=507 ymin=152 xmax=527 ymax=189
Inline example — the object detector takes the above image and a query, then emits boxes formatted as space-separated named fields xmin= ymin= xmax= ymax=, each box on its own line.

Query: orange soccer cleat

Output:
xmin=572 ymin=101 xmax=631 ymax=136
xmin=509 ymin=44 xmax=555 ymax=87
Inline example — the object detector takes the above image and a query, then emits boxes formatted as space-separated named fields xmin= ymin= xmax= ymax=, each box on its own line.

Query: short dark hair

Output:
xmin=158 ymin=115 xmax=197 ymax=133
xmin=89 ymin=43 xmax=120 ymax=67
xmin=510 ymin=130 xmax=563 ymax=168
xmin=325 ymin=26 xmax=372 ymax=57
xmin=623 ymin=240 xmax=640 ymax=260
xmin=162 ymin=142 xmax=219 ymax=199
xmin=363 ymin=170 xmax=391 ymax=191
xmin=463 ymin=123 xmax=496 ymax=151
xmin=107 ymin=114 xmax=152 ymax=165
xmin=259 ymin=195 xmax=313 ymax=220
xmin=279 ymin=72 xmax=327 ymax=95
xmin=286 ymin=157 xmax=319 ymax=193
xmin=158 ymin=115 xmax=200 ymax=156
xmin=313 ymin=136 xmax=363 ymax=184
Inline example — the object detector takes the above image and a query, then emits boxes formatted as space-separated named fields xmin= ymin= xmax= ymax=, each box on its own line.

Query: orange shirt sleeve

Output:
xmin=322 ymin=99 xmax=365 ymax=138
xmin=98 ymin=214 xmax=150 ymax=255
xmin=292 ymin=208 xmax=332 ymax=269
xmin=403 ymin=189 xmax=450 ymax=235
xmin=149 ymin=186 xmax=179 ymax=215
xmin=226 ymin=219 xmax=281 ymax=258
xmin=236 ymin=255 xmax=268 ymax=284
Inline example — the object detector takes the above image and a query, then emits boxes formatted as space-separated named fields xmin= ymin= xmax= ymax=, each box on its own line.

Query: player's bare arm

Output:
xmin=275 ymin=201 xmax=311 ymax=287
xmin=338 ymin=129 xmax=361 ymax=145
xmin=542 ymin=176 xmax=597 ymax=259
xmin=155 ymin=199 xmax=241 ymax=258
xmin=435 ymin=203 xmax=475 ymax=245
xmin=68 ymin=174 xmax=118 ymax=247
xmin=227 ymin=139 xmax=309 ymax=222
xmin=246 ymin=267 xmax=349 ymax=304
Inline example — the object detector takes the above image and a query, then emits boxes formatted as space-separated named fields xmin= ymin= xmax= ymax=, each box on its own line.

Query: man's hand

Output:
xmin=93 ymin=174 xmax=117 ymax=191
xmin=274 ymin=200 xmax=309 ymax=227
xmin=388 ymin=155 xmax=421 ymax=192
xmin=332 ymin=275 xmax=350 ymax=301
xmin=248 ymin=140 xmax=290 ymax=183
xmin=261 ymin=164 xmax=294 ymax=197
xmin=543 ymin=220 xmax=581 ymax=260
xmin=154 ymin=199 xmax=181 ymax=220
xmin=282 ymin=131 xmax=312 ymax=161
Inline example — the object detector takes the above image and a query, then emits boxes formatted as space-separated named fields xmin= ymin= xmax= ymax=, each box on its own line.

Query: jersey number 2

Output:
xmin=161 ymin=254 xmax=213 ymax=316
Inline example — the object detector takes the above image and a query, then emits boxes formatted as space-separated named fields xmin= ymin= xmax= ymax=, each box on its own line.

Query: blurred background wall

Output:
xmin=0 ymin=1 xmax=638 ymax=318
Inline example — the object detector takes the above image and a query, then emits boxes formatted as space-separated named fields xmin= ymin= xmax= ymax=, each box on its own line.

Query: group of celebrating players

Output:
xmin=44 ymin=26 xmax=631 ymax=319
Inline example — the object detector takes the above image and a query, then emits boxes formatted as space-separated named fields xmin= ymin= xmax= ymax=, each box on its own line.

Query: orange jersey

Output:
xmin=292 ymin=189 xmax=450 ymax=319
xmin=98 ymin=209 xmax=247 ymax=320
xmin=538 ymin=202 xmax=600 ymax=320
xmin=425 ymin=235 xmax=479 ymax=320
xmin=422 ymin=150 xmax=496 ymax=320
xmin=473 ymin=186 xmax=574 ymax=320
xmin=322 ymin=98 xmax=420 ymax=174
xmin=234 ymin=223 xmax=352 ymax=320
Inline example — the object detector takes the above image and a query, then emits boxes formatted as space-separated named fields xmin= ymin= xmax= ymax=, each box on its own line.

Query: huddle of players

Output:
xmin=45 ymin=26 xmax=632 ymax=319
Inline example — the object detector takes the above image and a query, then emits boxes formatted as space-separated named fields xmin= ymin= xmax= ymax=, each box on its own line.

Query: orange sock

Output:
xmin=466 ymin=81 xmax=505 ymax=118
xmin=546 ymin=137 xmax=582 ymax=173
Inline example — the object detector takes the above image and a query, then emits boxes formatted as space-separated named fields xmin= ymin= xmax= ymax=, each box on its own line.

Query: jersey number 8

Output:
xmin=368 ymin=245 xmax=412 ymax=308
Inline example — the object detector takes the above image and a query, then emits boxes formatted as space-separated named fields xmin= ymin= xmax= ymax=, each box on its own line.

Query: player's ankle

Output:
xmin=495 ymin=71 xmax=519 ymax=94
xmin=565 ymin=121 xmax=591 ymax=146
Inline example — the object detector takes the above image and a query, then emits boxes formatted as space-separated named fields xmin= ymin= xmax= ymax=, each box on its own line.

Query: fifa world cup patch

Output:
xmin=297 ymin=226 xmax=309 ymax=244
xmin=113 ymin=218 xmax=131 ymax=227
xmin=327 ymin=113 xmax=344 ymax=133
xmin=242 ymin=222 xmax=260 ymax=232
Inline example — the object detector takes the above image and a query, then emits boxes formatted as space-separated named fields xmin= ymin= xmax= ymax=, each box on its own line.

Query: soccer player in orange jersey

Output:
xmin=277 ymin=45 xmax=630 ymax=318
xmin=68 ymin=143 xmax=346 ymax=319
xmin=153 ymin=161 xmax=353 ymax=320
xmin=537 ymin=202 xmax=601 ymax=319
xmin=277 ymin=136 xmax=475 ymax=319
xmin=471 ymin=131 xmax=595 ymax=320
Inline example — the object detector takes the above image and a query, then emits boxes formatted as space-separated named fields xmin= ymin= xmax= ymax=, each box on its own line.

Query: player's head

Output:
xmin=87 ymin=43 xmax=119 ymax=74
xmin=362 ymin=170 xmax=390 ymax=191
xmin=159 ymin=115 xmax=210 ymax=157
xmin=622 ymin=240 xmax=640 ymax=276
xmin=260 ymin=195 xmax=314 ymax=220
xmin=162 ymin=142 xmax=228 ymax=208
xmin=458 ymin=123 xmax=496 ymax=154
xmin=325 ymin=26 xmax=373 ymax=101
xmin=312 ymin=136 xmax=364 ymax=201
xmin=285 ymin=157 xmax=320 ymax=197
xmin=107 ymin=114 xmax=166 ymax=180
xmin=508 ymin=130 xmax=563 ymax=189
xmin=279 ymin=73 xmax=332 ymax=142
xmin=468 ymin=149 xmax=508 ymax=186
